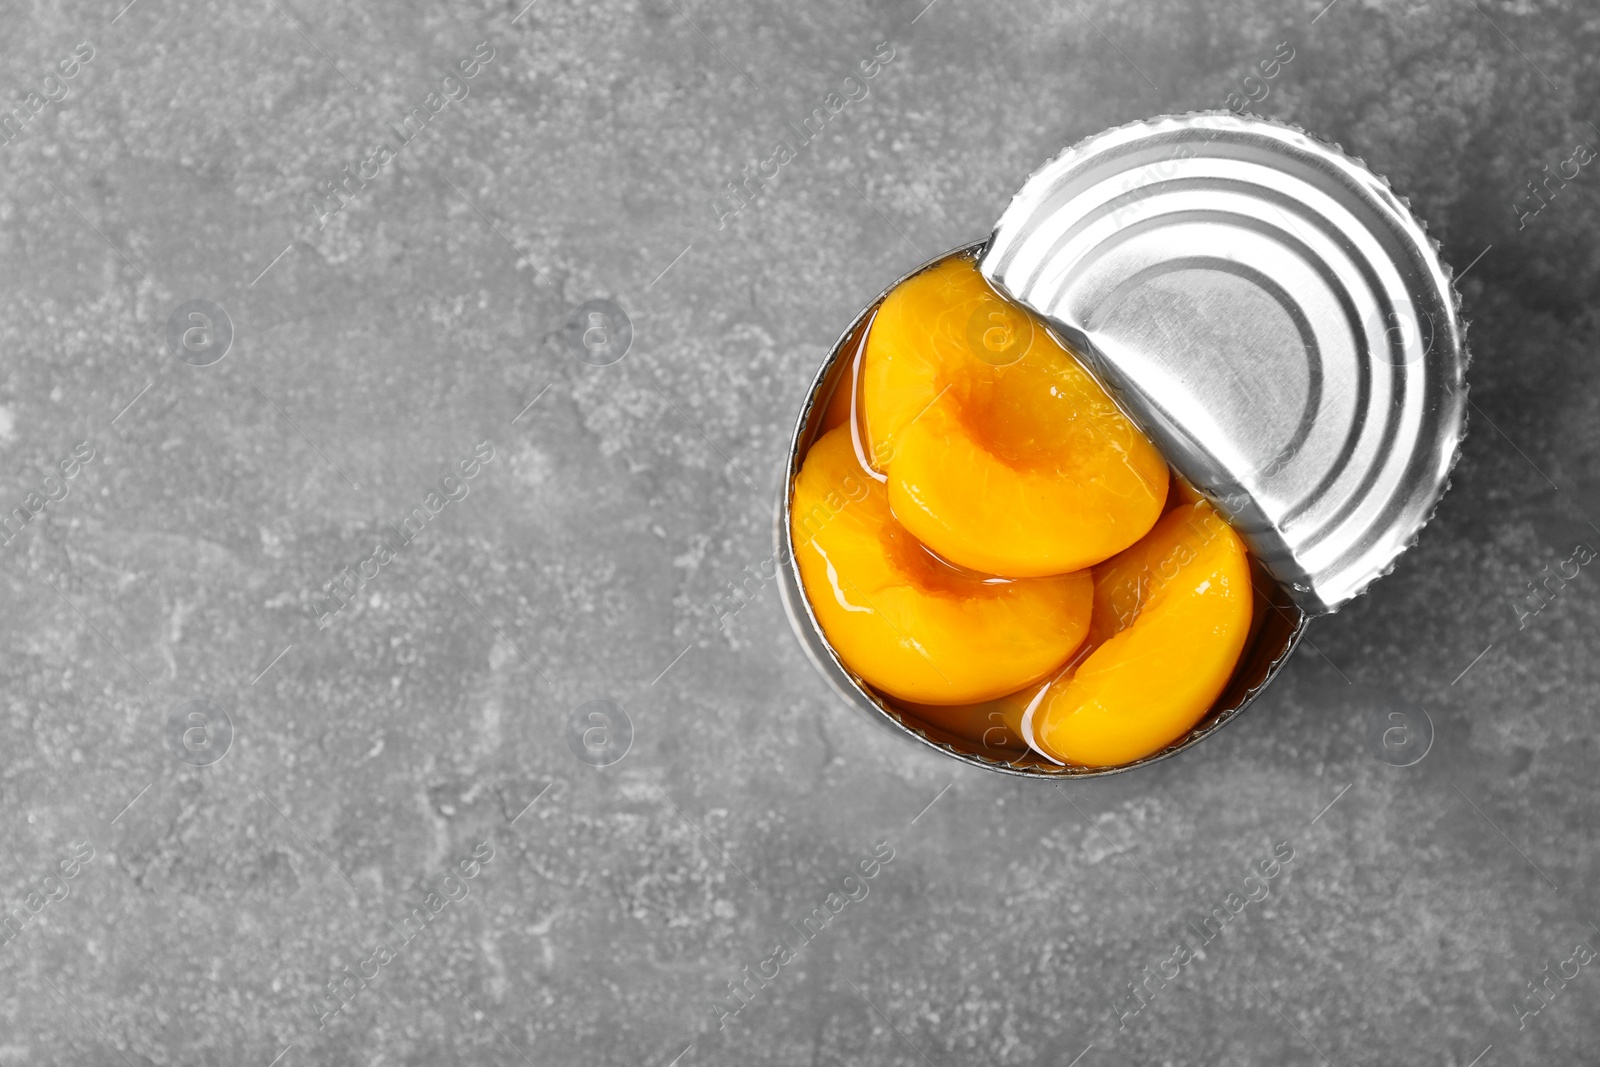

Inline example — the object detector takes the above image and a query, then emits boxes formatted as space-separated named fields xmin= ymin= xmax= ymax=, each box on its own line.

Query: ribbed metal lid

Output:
xmin=980 ymin=112 xmax=1467 ymax=614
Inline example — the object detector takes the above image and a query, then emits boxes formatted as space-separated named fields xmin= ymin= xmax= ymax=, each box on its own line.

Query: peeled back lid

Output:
xmin=979 ymin=112 xmax=1467 ymax=615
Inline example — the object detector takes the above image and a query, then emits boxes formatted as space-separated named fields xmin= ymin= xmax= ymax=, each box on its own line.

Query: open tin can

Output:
xmin=777 ymin=113 xmax=1467 ymax=778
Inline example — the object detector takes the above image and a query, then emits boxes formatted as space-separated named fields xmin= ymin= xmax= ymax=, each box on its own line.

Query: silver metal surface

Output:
xmin=778 ymin=243 xmax=1307 ymax=779
xmin=981 ymin=112 xmax=1467 ymax=614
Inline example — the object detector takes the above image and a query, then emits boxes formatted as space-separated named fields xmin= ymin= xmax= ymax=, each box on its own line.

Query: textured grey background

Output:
xmin=2 ymin=0 xmax=1598 ymax=1064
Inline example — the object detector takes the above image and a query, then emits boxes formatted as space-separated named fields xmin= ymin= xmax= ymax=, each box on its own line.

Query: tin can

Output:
xmin=778 ymin=113 xmax=1465 ymax=777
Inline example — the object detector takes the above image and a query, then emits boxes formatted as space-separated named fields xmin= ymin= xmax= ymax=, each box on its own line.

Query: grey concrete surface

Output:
xmin=1 ymin=0 xmax=1598 ymax=1064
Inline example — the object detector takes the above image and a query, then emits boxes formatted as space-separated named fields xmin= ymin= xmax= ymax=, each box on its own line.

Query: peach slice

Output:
xmin=860 ymin=255 xmax=1169 ymax=578
xmin=1027 ymin=501 xmax=1254 ymax=767
xmin=792 ymin=425 xmax=1093 ymax=705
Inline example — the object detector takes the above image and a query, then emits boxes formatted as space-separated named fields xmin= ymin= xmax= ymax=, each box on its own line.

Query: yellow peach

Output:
xmin=861 ymin=255 xmax=1168 ymax=578
xmin=1028 ymin=502 xmax=1255 ymax=767
xmin=792 ymin=425 xmax=1093 ymax=705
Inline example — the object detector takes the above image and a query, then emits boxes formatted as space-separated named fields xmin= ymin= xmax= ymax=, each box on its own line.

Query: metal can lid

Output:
xmin=980 ymin=112 xmax=1467 ymax=614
